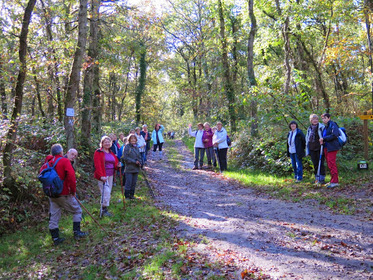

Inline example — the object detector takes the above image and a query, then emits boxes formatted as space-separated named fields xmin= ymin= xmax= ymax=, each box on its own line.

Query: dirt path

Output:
xmin=145 ymin=140 xmax=373 ymax=280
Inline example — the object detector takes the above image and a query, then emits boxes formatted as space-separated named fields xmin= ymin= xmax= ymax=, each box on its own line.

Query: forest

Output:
xmin=0 ymin=0 xmax=373 ymax=278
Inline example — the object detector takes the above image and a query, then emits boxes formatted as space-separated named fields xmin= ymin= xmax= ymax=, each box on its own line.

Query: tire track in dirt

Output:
xmin=145 ymin=140 xmax=373 ymax=280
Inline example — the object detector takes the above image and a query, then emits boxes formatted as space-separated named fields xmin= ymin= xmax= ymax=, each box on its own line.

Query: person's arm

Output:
xmin=217 ymin=130 xmax=227 ymax=144
xmin=323 ymin=123 xmax=339 ymax=142
xmin=188 ymin=127 xmax=197 ymax=137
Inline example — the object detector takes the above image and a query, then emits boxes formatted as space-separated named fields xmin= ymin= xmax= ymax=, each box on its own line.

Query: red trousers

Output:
xmin=324 ymin=148 xmax=339 ymax=183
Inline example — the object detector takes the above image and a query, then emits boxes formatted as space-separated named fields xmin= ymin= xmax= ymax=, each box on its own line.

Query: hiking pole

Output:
xmin=99 ymin=181 xmax=106 ymax=218
xmin=120 ymin=171 xmax=126 ymax=210
xmin=315 ymin=144 xmax=323 ymax=185
xmin=73 ymin=194 xmax=109 ymax=235
xmin=140 ymin=169 xmax=155 ymax=198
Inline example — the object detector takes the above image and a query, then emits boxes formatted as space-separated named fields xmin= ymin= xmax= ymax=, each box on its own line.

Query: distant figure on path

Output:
xmin=319 ymin=113 xmax=341 ymax=188
xmin=140 ymin=124 xmax=151 ymax=163
xmin=287 ymin=120 xmax=306 ymax=182
xmin=306 ymin=114 xmax=325 ymax=184
xmin=152 ymin=123 xmax=165 ymax=160
xmin=202 ymin=122 xmax=216 ymax=168
xmin=213 ymin=122 xmax=228 ymax=172
xmin=188 ymin=123 xmax=205 ymax=170
xmin=41 ymin=144 xmax=88 ymax=245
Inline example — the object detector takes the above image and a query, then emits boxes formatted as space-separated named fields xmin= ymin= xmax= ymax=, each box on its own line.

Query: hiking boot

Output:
xmin=73 ymin=222 xmax=88 ymax=240
xmin=192 ymin=166 xmax=198 ymax=170
xmin=129 ymin=190 xmax=135 ymax=199
xmin=50 ymin=228 xmax=65 ymax=246
xmin=327 ymin=183 xmax=339 ymax=189
xmin=124 ymin=190 xmax=131 ymax=199
xmin=102 ymin=207 xmax=113 ymax=217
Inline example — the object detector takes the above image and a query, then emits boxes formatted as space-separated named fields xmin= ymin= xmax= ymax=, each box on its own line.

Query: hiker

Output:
xmin=319 ymin=113 xmax=341 ymax=188
xmin=109 ymin=133 xmax=120 ymax=159
xmin=118 ymin=133 xmax=125 ymax=146
xmin=123 ymin=134 xmax=142 ymax=199
xmin=64 ymin=148 xmax=78 ymax=170
xmin=118 ymin=137 xmax=128 ymax=187
xmin=287 ymin=120 xmax=306 ymax=182
xmin=202 ymin=122 xmax=216 ymax=168
xmin=305 ymin=114 xmax=325 ymax=184
xmin=41 ymin=144 xmax=87 ymax=245
xmin=152 ymin=123 xmax=165 ymax=160
xmin=188 ymin=123 xmax=205 ymax=170
xmin=140 ymin=124 xmax=151 ymax=163
xmin=213 ymin=122 xmax=229 ymax=172
xmin=135 ymin=127 xmax=146 ymax=168
xmin=93 ymin=136 xmax=121 ymax=217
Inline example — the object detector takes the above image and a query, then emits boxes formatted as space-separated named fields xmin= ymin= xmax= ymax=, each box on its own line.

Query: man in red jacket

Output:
xmin=41 ymin=144 xmax=88 ymax=245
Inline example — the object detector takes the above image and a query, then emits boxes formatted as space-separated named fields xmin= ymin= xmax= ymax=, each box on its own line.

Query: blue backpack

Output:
xmin=338 ymin=127 xmax=348 ymax=147
xmin=38 ymin=157 xmax=64 ymax=198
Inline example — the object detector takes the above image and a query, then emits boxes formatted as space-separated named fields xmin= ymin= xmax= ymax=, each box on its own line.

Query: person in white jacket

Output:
xmin=213 ymin=122 xmax=228 ymax=172
xmin=135 ymin=127 xmax=146 ymax=168
xmin=188 ymin=123 xmax=205 ymax=170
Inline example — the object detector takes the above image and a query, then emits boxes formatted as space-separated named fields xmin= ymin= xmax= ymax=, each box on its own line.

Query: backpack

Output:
xmin=38 ymin=157 xmax=64 ymax=198
xmin=338 ymin=127 xmax=348 ymax=147
xmin=227 ymin=135 xmax=232 ymax=146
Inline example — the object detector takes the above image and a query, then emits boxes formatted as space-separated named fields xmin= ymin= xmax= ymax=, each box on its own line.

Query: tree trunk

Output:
xmin=32 ymin=66 xmax=45 ymax=117
xmin=247 ymin=0 xmax=258 ymax=136
xmin=135 ymin=45 xmax=147 ymax=125
xmin=64 ymin=0 xmax=88 ymax=150
xmin=218 ymin=0 xmax=236 ymax=133
xmin=0 ymin=59 xmax=7 ymax=119
xmin=365 ymin=0 xmax=373 ymax=112
xmin=3 ymin=0 xmax=37 ymax=198
xmin=82 ymin=0 xmax=101 ymax=150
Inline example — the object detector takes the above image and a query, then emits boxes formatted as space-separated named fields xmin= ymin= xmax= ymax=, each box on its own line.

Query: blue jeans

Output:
xmin=290 ymin=153 xmax=303 ymax=180
xmin=194 ymin=147 xmax=205 ymax=168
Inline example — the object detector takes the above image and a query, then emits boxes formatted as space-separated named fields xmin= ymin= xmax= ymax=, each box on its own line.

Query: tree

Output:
xmin=3 ymin=0 xmax=37 ymax=198
xmin=64 ymin=0 xmax=88 ymax=150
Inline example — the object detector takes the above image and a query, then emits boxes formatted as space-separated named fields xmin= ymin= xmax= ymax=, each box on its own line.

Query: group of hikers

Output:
xmin=40 ymin=123 xmax=165 ymax=245
xmin=188 ymin=121 xmax=230 ymax=172
xmin=40 ymin=113 xmax=343 ymax=246
xmin=287 ymin=113 xmax=342 ymax=188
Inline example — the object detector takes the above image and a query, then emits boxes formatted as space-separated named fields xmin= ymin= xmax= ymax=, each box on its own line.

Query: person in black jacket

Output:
xmin=287 ymin=120 xmax=306 ymax=182
xmin=319 ymin=113 xmax=341 ymax=188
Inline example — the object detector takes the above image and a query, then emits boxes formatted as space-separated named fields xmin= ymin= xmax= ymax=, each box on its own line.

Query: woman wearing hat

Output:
xmin=287 ymin=120 xmax=306 ymax=182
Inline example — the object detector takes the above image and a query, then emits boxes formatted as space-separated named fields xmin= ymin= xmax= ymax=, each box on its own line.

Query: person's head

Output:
xmin=309 ymin=114 xmax=319 ymax=125
xmin=216 ymin=122 xmax=223 ymax=131
xmin=51 ymin=144 xmax=63 ymax=156
xmin=100 ymin=136 xmax=112 ymax=149
xmin=321 ymin=113 xmax=331 ymax=124
xmin=155 ymin=123 xmax=160 ymax=130
xmin=122 ymin=137 xmax=128 ymax=145
xmin=204 ymin=122 xmax=210 ymax=130
xmin=118 ymin=133 xmax=124 ymax=141
xmin=129 ymin=129 xmax=135 ymax=135
xmin=66 ymin=148 xmax=78 ymax=161
xmin=142 ymin=124 xmax=148 ymax=130
xmin=288 ymin=120 xmax=298 ymax=131
xmin=212 ymin=126 xmax=217 ymax=133
xmin=108 ymin=133 xmax=117 ymax=141
xmin=197 ymin=123 xmax=204 ymax=130
xmin=135 ymin=127 xmax=141 ymax=134
xmin=128 ymin=134 xmax=137 ymax=145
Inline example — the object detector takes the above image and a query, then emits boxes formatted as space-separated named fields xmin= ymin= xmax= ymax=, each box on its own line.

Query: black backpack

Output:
xmin=38 ymin=157 xmax=64 ymax=198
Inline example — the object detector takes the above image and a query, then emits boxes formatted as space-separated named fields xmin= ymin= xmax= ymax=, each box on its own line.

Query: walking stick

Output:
xmin=99 ymin=181 xmax=107 ymax=218
xmin=74 ymin=194 xmax=109 ymax=235
xmin=315 ymin=145 xmax=323 ymax=185
xmin=120 ymin=171 xmax=126 ymax=210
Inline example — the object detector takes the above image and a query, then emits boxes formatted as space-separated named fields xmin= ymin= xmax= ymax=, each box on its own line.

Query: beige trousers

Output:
xmin=97 ymin=176 xmax=113 ymax=207
xmin=49 ymin=195 xmax=82 ymax=229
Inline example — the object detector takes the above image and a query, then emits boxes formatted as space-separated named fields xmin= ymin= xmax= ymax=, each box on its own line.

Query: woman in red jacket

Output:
xmin=94 ymin=136 xmax=121 ymax=217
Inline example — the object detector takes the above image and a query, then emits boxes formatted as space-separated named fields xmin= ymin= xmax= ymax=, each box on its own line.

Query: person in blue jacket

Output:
xmin=152 ymin=123 xmax=165 ymax=160
xmin=319 ymin=113 xmax=341 ymax=188
xmin=287 ymin=120 xmax=306 ymax=182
